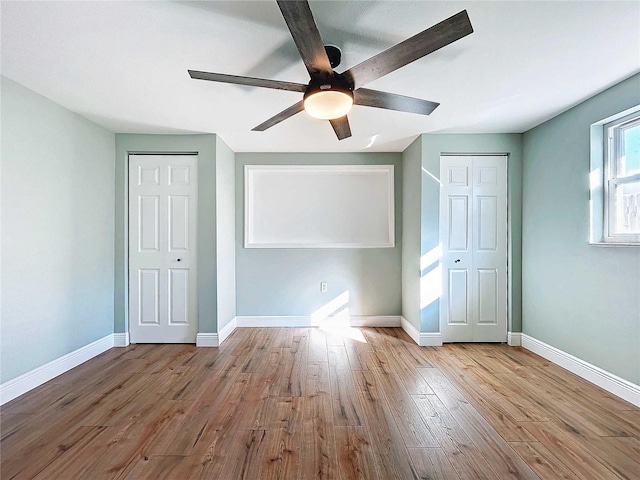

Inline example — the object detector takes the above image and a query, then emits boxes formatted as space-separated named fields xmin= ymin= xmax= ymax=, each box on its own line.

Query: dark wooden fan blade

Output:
xmin=354 ymin=89 xmax=439 ymax=115
xmin=188 ymin=70 xmax=307 ymax=92
xmin=276 ymin=1 xmax=333 ymax=78
xmin=252 ymin=101 xmax=305 ymax=131
xmin=342 ymin=10 xmax=473 ymax=89
xmin=329 ymin=116 xmax=352 ymax=140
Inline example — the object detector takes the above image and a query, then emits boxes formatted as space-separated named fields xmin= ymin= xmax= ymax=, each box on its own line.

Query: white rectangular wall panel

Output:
xmin=245 ymin=165 xmax=395 ymax=248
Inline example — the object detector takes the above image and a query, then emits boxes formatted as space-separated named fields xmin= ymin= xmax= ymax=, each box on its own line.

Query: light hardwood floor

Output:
xmin=1 ymin=327 xmax=639 ymax=479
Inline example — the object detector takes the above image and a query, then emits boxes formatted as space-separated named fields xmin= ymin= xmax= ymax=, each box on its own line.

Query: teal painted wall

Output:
xmin=420 ymin=134 xmax=523 ymax=334
xmin=215 ymin=138 xmax=236 ymax=331
xmin=114 ymin=134 xmax=219 ymax=335
xmin=522 ymin=73 xmax=640 ymax=384
xmin=6 ymin=64 xmax=635 ymax=396
xmin=1 ymin=78 xmax=115 ymax=382
xmin=235 ymin=153 xmax=403 ymax=318
xmin=401 ymin=138 xmax=422 ymax=331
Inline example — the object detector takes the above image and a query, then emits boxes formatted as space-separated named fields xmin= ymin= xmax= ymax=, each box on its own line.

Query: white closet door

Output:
xmin=129 ymin=154 xmax=198 ymax=343
xmin=471 ymin=156 xmax=508 ymax=342
xmin=440 ymin=155 xmax=507 ymax=342
xmin=440 ymin=156 xmax=474 ymax=342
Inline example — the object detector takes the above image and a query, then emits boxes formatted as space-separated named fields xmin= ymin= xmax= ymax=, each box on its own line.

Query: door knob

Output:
xmin=454 ymin=259 xmax=461 ymax=263
xmin=176 ymin=258 xmax=182 ymax=262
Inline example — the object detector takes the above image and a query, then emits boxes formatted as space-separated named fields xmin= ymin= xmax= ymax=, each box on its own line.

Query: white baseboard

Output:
xmin=401 ymin=317 xmax=421 ymax=345
xmin=218 ymin=317 xmax=237 ymax=344
xmin=420 ymin=332 xmax=443 ymax=347
xmin=0 ymin=334 xmax=114 ymax=406
xmin=400 ymin=317 xmax=443 ymax=346
xmin=235 ymin=315 xmax=402 ymax=328
xmin=196 ymin=333 xmax=219 ymax=347
xmin=521 ymin=334 xmax=640 ymax=407
xmin=197 ymin=315 xmax=402 ymax=348
xmin=349 ymin=316 xmax=401 ymax=327
xmin=113 ymin=332 xmax=130 ymax=347
xmin=196 ymin=317 xmax=237 ymax=348
xmin=507 ymin=332 xmax=522 ymax=346
xmin=236 ymin=316 xmax=312 ymax=327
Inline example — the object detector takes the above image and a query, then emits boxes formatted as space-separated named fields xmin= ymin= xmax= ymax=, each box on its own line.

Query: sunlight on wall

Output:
xmin=311 ymin=291 xmax=350 ymax=323
xmin=422 ymin=166 xmax=442 ymax=186
xmin=310 ymin=290 xmax=367 ymax=343
xmin=420 ymin=244 xmax=442 ymax=271
xmin=590 ymin=168 xmax=602 ymax=190
xmin=589 ymin=168 xmax=602 ymax=242
xmin=420 ymin=245 xmax=442 ymax=310
xmin=420 ymin=266 xmax=442 ymax=309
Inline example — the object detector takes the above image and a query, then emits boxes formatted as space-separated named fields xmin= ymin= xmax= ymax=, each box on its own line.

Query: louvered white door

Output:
xmin=440 ymin=155 xmax=507 ymax=342
xmin=129 ymin=154 xmax=198 ymax=343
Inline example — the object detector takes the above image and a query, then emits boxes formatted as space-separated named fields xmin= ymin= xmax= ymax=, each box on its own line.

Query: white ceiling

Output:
xmin=2 ymin=1 xmax=639 ymax=152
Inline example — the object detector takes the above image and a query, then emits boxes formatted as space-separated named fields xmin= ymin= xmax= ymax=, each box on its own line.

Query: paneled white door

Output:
xmin=440 ymin=155 xmax=507 ymax=342
xmin=129 ymin=154 xmax=198 ymax=343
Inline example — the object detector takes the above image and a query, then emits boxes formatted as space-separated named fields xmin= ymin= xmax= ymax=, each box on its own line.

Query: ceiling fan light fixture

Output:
xmin=189 ymin=2 xmax=473 ymax=140
xmin=303 ymin=87 xmax=354 ymax=120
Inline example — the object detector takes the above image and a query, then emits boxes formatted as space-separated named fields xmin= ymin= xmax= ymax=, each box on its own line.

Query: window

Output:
xmin=604 ymin=112 xmax=640 ymax=243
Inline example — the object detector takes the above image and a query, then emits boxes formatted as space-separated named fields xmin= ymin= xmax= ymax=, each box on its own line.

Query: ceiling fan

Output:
xmin=188 ymin=1 xmax=473 ymax=141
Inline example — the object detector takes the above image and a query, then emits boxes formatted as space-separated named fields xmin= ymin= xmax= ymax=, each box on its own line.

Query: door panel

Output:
xmin=129 ymin=154 xmax=198 ymax=343
xmin=448 ymin=196 xmax=470 ymax=251
xmin=440 ymin=155 xmax=507 ymax=343
xmin=477 ymin=195 xmax=497 ymax=251
xmin=448 ymin=269 xmax=470 ymax=325
xmin=448 ymin=165 xmax=469 ymax=185
xmin=139 ymin=165 xmax=160 ymax=186
xmin=439 ymin=156 xmax=474 ymax=342
xmin=139 ymin=196 xmax=160 ymax=251
xmin=472 ymin=156 xmax=507 ymax=341
xmin=169 ymin=195 xmax=190 ymax=251
xmin=476 ymin=166 xmax=497 ymax=186
xmin=168 ymin=269 xmax=189 ymax=325
xmin=138 ymin=269 xmax=160 ymax=325
xmin=169 ymin=165 xmax=191 ymax=186
xmin=477 ymin=268 xmax=498 ymax=324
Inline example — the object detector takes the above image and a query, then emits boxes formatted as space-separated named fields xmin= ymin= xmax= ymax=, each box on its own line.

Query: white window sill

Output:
xmin=589 ymin=241 xmax=640 ymax=247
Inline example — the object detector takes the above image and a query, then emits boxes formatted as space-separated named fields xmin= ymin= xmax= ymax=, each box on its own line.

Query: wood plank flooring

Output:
xmin=1 ymin=327 xmax=639 ymax=479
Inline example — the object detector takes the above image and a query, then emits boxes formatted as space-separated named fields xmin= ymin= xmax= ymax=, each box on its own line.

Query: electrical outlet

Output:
xmin=320 ymin=282 xmax=328 ymax=293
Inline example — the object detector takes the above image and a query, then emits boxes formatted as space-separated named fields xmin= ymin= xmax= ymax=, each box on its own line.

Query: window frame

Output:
xmin=603 ymin=112 xmax=640 ymax=244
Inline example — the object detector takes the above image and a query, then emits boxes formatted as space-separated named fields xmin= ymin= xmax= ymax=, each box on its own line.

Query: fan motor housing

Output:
xmin=324 ymin=45 xmax=342 ymax=68
xmin=305 ymin=70 xmax=354 ymax=98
